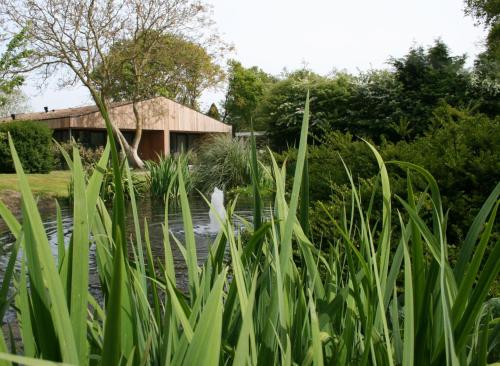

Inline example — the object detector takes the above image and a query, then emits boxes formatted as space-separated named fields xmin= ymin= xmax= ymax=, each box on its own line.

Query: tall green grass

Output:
xmin=193 ymin=134 xmax=258 ymax=192
xmin=0 ymin=95 xmax=498 ymax=365
xmin=145 ymin=154 xmax=192 ymax=199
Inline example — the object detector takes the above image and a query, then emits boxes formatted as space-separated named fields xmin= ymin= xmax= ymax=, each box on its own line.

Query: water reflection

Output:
xmin=0 ymin=194 xmax=261 ymax=293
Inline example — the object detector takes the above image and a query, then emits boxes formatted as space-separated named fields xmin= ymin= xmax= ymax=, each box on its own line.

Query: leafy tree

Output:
xmin=464 ymin=0 xmax=499 ymax=107
xmin=347 ymin=70 xmax=404 ymax=140
xmin=261 ymin=69 xmax=356 ymax=149
xmin=99 ymin=32 xmax=225 ymax=110
xmin=383 ymin=106 xmax=500 ymax=241
xmin=389 ymin=40 xmax=471 ymax=136
xmin=0 ymin=29 xmax=31 ymax=108
xmin=465 ymin=0 xmax=500 ymax=24
xmin=206 ymin=103 xmax=221 ymax=120
xmin=222 ymin=60 xmax=275 ymax=131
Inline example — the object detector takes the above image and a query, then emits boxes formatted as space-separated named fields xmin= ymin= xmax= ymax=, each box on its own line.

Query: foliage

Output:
xmin=383 ymin=107 xmax=500 ymax=241
xmin=261 ymin=69 xmax=356 ymax=149
xmin=98 ymin=167 xmax=148 ymax=202
xmin=0 ymin=97 xmax=499 ymax=365
xmin=0 ymin=29 xmax=31 ymax=107
xmin=238 ymin=40 xmax=497 ymax=149
xmin=222 ymin=60 xmax=275 ymax=131
xmin=192 ymin=134 xmax=252 ymax=192
xmin=465 ymin=0 xmax=500 ymax=25
xmin=275 ymin=131 xmax=378 ymax=201
xmin=389 ymin=41 xmax=473 ymax=135
xmin=300 ymin=107 xmax=500 ymax=245
xmin=465 ymin=0 xmax=500 ymax=88
xmin=53 ymin=141 xmax=104 ymax=170
xmin=0 ymin=121 xmax=53 ymax=173
xmin=206 ymin=103 xmax=221 ymax=120
xmin=145 ymin=154 xmax=192 ymax=199
xmin=97 ymin=31 xmax=225 ymax=109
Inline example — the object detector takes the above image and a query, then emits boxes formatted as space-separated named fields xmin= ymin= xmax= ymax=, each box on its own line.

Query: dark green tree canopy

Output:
xmin=222 ymin=60 xmax=275 ymax=131
xmin=465 ymin=0 xmax=500 ymax=25
xmin=244 ymin=40 xmax=497 ymax=149
xmin=465 ymin=0 xmax=500 ymax=81
xmin=389 ymin=40 xmax=472 ymax=134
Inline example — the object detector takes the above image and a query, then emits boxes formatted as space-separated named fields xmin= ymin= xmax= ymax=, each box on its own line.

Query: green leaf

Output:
xmin=182 ymin=270 xmax=226 ymax=366
xmin=7 ymin=133 xmax=79 ymax=364
xmin=69 ymin=147 xmax=90 ymax=364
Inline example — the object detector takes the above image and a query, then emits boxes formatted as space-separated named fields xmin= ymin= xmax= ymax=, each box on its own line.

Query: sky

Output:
xmin=21 ymin=0 xmax=486 ymax=113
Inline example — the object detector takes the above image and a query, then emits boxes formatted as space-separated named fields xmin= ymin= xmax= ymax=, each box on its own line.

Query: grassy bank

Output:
xmin=0 ymin=170 xmax=71 ymax=197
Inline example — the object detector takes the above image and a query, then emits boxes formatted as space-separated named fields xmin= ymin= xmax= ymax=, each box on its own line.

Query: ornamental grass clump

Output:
xmin=145 ymin=153 xmax=192 ymax=199
xmin=192 ymin=134 xmax=252 ymax=192
xmin=0 ymin=94 xmax=498 ymax=365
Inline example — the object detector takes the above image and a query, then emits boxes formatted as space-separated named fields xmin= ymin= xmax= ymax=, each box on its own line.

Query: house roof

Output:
xmin=1 ymin=100 xmax=132 ymax=122
xmin=0 ymin=96 xmax=232 ymax=135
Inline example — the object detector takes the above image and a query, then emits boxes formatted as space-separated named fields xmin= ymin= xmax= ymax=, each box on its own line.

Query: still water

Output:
xmin=0 ymin=194 xmax=262 ymax=321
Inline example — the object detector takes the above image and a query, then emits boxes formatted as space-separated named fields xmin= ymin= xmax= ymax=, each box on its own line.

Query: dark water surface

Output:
xmin=0 ymin=195 xmax=262 ymax=321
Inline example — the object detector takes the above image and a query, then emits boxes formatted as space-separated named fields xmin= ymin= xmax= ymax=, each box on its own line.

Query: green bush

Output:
xmin=275 ymin=131 xmax=379 ymax=201
xmin=53 ymin=141 xmax=104 ymax=170
xmin=192 ymin=134 xmax=252 ymax=192
xmin=383 ymin=109 xmax=500 ymax=241
xmin=302 ymin=108 xmax=500 ymax=246
xmin=192 ymin=134 xmax=272 ymax=193
xmin=0 ymin=121 xmax=54 ymax=173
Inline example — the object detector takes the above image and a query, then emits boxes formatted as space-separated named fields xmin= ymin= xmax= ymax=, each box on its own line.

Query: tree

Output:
xmin=206 ymin=103 xmax=221 ymax=120
xmin=0 ymin=89 xmax=30 ymax=116
xmin=0 ymin=28 xmax=30 ymax=109
xmin=221 ymin=60 xmax=275 ymax=131
xmin=0 ymin=0 xmax=224 ymax=168
xmin=261 ymin=69 xmax=356 ymax=150
xmin=97 ymin=32 xmax=225 ymax=109
xmin=464 ymin=0 xmax=499 ymax=104
xmin=389 ymin=40 xmax=472 ymax=136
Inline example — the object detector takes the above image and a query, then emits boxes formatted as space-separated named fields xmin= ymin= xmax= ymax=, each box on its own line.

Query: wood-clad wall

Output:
xmin=69 ymin=97 xmax=232 ymax=134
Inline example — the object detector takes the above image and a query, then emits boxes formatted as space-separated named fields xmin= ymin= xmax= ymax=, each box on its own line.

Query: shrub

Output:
xmin=0 ymin=121 xmax=54 ymax=173
xmin=275 ymin=131 xmax=379 ymax=201
xmin=53 ymin=141 xmax=104 ymax=170
xmin=383 ymin=110 xmax=500 ymax=241
xmin=145 ymin=154 xmax=192 ymax=199
xmin=288 ymin=110 xmax=500 ymax=245
xmin=193 ymin=134 xmax=272 ymax=194
xmin=193 ymin=134 xmax=252 ymax=192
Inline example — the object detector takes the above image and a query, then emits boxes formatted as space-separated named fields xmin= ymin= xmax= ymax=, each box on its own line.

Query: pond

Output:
xmin=0 ymin=194 xmax=263 ymax=321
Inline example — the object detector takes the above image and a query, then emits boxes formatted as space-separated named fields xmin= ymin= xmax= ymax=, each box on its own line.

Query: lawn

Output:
xmin=0 ymin=170 xmax=72 ymax=197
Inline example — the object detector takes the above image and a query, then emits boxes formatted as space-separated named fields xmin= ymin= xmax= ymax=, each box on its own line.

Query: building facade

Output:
xmin=1 ymin=97 xmax=232 ymax=160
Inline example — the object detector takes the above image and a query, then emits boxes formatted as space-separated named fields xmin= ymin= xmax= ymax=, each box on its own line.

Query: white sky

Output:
xmin=21 ymin=0 xmax=486 ymax=113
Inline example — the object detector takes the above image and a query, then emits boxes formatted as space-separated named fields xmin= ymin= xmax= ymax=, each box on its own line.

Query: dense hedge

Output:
xmin=278 ymin=107 xmax=500 ymax=245
xmin=0 ymin=121 xmax=54 ymax=173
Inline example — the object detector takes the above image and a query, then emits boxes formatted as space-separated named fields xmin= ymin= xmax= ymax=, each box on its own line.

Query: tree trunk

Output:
xmin=90 ymin=92 xmax=145 ymax=169
xmin=130 ymin=101 xmax=145 ymax=169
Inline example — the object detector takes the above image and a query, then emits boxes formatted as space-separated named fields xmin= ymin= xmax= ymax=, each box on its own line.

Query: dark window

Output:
xmin=53 ymin=129 xmax=70 ymax=142
xmin=72 ymin=129 xmax=107 ymax=148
